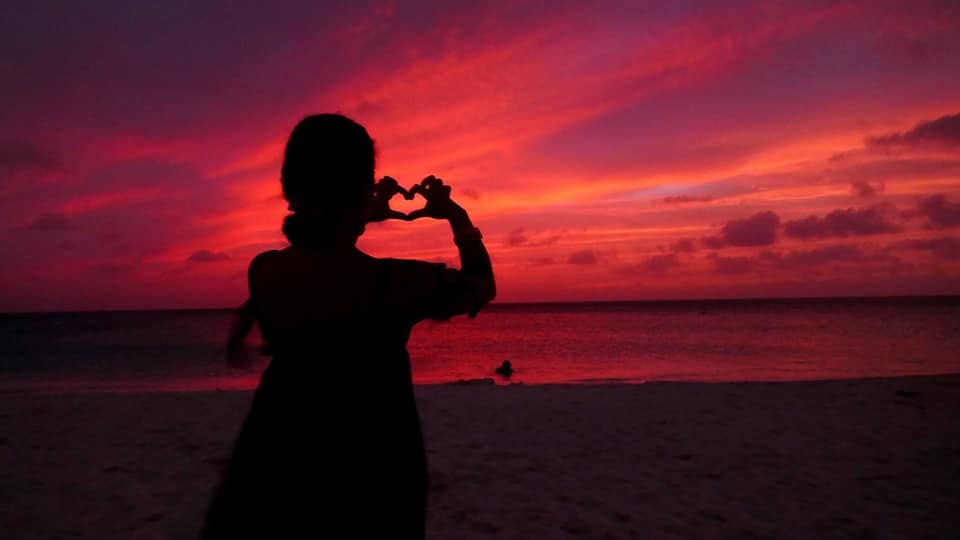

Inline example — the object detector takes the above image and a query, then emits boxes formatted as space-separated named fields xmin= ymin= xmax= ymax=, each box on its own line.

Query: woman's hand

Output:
xmin=224 ymin=300 xmax=255 ymax=369
xmin=407 ymin=176 xmax=465 ymax=221
xmin=226 ymin=342 xmax=252 ymax=369
xmin=366 ymin=176 xmax=411 ymax=223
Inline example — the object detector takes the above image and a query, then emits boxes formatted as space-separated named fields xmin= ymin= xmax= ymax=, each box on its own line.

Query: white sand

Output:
xmin=1 ymin=376 xmax=958 ymax=539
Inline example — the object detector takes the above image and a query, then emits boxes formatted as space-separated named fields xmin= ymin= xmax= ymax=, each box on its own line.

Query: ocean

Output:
xmin=1 ymin=297 xmax=957 ymax=392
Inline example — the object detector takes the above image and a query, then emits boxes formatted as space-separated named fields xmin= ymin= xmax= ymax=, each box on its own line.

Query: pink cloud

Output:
xmin=2 ymin=1 xmax=960 ymax=309
xmin=186 ymin=250 xmax=230 ymax=263
xmin=662 ymin=195 xmax=713 ymax=204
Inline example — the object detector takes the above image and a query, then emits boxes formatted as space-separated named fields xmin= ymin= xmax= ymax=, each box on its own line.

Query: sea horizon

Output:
xmin=2 ymin=295 xmax=958 ymax=393
xmin=2 ymin=293 xmax=956 ymax=316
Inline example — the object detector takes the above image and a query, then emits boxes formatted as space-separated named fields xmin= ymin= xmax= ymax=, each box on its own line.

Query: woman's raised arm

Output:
xmin=408 ymin=176 xmax=496 ymax=318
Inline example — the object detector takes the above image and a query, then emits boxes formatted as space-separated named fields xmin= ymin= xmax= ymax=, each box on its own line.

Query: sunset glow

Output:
xmin=2 ymin=0 xmax=959 ymax=311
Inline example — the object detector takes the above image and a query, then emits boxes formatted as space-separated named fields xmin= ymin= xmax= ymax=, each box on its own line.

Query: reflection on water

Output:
xmin=1 ymin=297 xmax=958 ymax=392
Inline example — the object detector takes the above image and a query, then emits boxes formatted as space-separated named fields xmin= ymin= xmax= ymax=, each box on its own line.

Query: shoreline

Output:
xmin=2 ymin=371 xmax=959 ymax=396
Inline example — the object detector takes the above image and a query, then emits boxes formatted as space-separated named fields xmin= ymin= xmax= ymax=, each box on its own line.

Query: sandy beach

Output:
xmin=1 ymin=375 xmax=958 ymax=539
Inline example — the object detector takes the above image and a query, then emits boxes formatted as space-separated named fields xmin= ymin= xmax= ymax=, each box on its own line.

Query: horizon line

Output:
xmin=1 ymin=293 xmax=956 ymax=316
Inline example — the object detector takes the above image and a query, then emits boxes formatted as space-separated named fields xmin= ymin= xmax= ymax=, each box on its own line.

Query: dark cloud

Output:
xmin=709 ymin=254 xmax=755 ymax=275
xmin=638 ymin=253 xmax=679 ymax=274
xmin=186 ymin=250 xmax=229 ymax=263
xmin=87 ymin=263 xmax=136 ymax=277
xmin=0 ymin=1 xmax=575 ymax=143
xmin=774 ymin=245 xmax=865 ymax=267
xmin=0 ymin=139 xmax=60 ymax=173
xmin=505 ymin=228 xmax=561 ymax=247
xmin=506 ymin=228 xmax=527 ymax=246
xmin=529 ymin=257 xmax=556 ymax=266
xmin=876 ymin=22 xmax=958 ymax=64
xmin=866 ymin=112 xmax=960 ymax=150
xmin=824 ymin=158 xmax=960 ymax=189
xmin=536 ymin=235 xmax=562 ymax=246
xmin=914 ymin=195 xmax=960 ymax=229
xmin=662 ymin=195 xmax=712 ymax=204
xmin=783 ymin=205 xmax=901 ymax=239
xmin=669 ymin=239 xmax=697 ymax=253
xmin=898 ymin=236 xmax=960 ymax=261
xmin=702 ymin=211 xmax=780 ymax=248
xmin=0 ymin=3 xmax=379 ymax=140
xmin=850 ymin=180 xmax=883 ymax=197
xmin=27 ymin=212 xmax=72 ymax=232
xmin=705 ymin=244 xmax=903 ymax=275
xmin=568 ymin=250 xmax=597 ymax=265
xmin=41 ymin=159 xmax=237 ymax=260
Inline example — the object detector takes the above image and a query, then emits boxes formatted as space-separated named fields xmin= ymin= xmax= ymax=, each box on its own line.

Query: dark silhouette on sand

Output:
xmin=496 ymin=360 xmax=513 ymax=378
xmin=202 ymin=114 xmax=495 ymax=539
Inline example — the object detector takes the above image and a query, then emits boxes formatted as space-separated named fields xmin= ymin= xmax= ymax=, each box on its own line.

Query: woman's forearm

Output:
xmin=227 ymin=300 xmax=255 ymax=347
xmin=447 ymin=208 xmax=496 ymax=304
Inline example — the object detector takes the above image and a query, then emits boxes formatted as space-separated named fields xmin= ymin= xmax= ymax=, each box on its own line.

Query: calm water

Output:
xmin=0 ymin=297 xmax=958 ymax=392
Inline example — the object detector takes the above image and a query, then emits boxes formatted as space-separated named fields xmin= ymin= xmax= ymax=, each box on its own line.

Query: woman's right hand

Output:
xmin=407 ymin=176 xmax=465 ymax=221
xmin=367 ymin=176 xmax=411 ymax=223
xmin=226 ymin=342 xmax=252 ymax=370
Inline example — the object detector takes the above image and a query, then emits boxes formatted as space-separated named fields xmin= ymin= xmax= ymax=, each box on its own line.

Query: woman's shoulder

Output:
xmin=246 ymin=249 xmax=286 ymax=280
xmin=375 ymin=257 xmax=451 ymax=278
xmin=250 ymin=248 xmax=283 ymax=267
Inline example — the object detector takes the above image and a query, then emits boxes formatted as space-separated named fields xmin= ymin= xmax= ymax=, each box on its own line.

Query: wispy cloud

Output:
xmin=866 ymin=112 xmax=960 ymax=150
xmin=2 ymin=0 xmax=959 ymax=308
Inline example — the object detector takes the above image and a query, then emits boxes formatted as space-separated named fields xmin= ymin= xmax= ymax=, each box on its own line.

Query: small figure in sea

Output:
xmin=495 ymin=360 xmax=513 ymax=378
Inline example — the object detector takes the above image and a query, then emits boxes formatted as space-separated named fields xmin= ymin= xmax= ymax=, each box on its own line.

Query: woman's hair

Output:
xmin=280 ymin=114 xmax=376 ymax=246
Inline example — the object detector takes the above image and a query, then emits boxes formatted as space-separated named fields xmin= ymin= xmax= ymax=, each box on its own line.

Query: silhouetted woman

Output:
xmin=201 ymin=113 xmax=495 ymax=539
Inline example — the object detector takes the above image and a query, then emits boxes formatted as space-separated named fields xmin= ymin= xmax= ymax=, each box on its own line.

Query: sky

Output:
xmin=1 ymin=0 xmax=959 ymax=311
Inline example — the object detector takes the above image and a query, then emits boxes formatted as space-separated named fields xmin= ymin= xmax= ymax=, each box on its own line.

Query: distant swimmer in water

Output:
xmin=495 ymin=360 xmax=513 ymax=378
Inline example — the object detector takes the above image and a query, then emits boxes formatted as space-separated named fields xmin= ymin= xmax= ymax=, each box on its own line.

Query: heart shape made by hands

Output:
xmin=370 ymin=176 xmax=438 ymax=222
xmin=387 ymin=186 xmax=428 ymax=218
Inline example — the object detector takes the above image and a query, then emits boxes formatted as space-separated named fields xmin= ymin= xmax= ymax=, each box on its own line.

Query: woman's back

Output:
xmin=205 ymin=248 xmax=438 ymax=537
xmin=246 ymin=245 xmax=443 ymax=429
xmin=250 ymin=247 xmax=384 ymax=343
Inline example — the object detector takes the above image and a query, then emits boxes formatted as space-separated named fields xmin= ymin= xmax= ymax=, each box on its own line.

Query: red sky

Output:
xmin=1 ymin=0 xmax=959 ymax=311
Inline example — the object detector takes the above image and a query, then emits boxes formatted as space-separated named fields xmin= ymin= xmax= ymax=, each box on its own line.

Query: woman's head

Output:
xmin=280 ymin=113 xmax=376 ymax=246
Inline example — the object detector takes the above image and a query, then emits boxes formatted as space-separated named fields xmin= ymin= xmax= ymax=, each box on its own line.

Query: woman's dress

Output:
xmin=201 ymin=255 xmax=468 ymax=539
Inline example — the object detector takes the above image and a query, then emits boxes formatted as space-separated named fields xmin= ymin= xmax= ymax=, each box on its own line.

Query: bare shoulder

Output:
xmin=248 ymin=249 xmax=283 ymax=278
xmin=378 ymin=257 xmax=450 ymax=280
